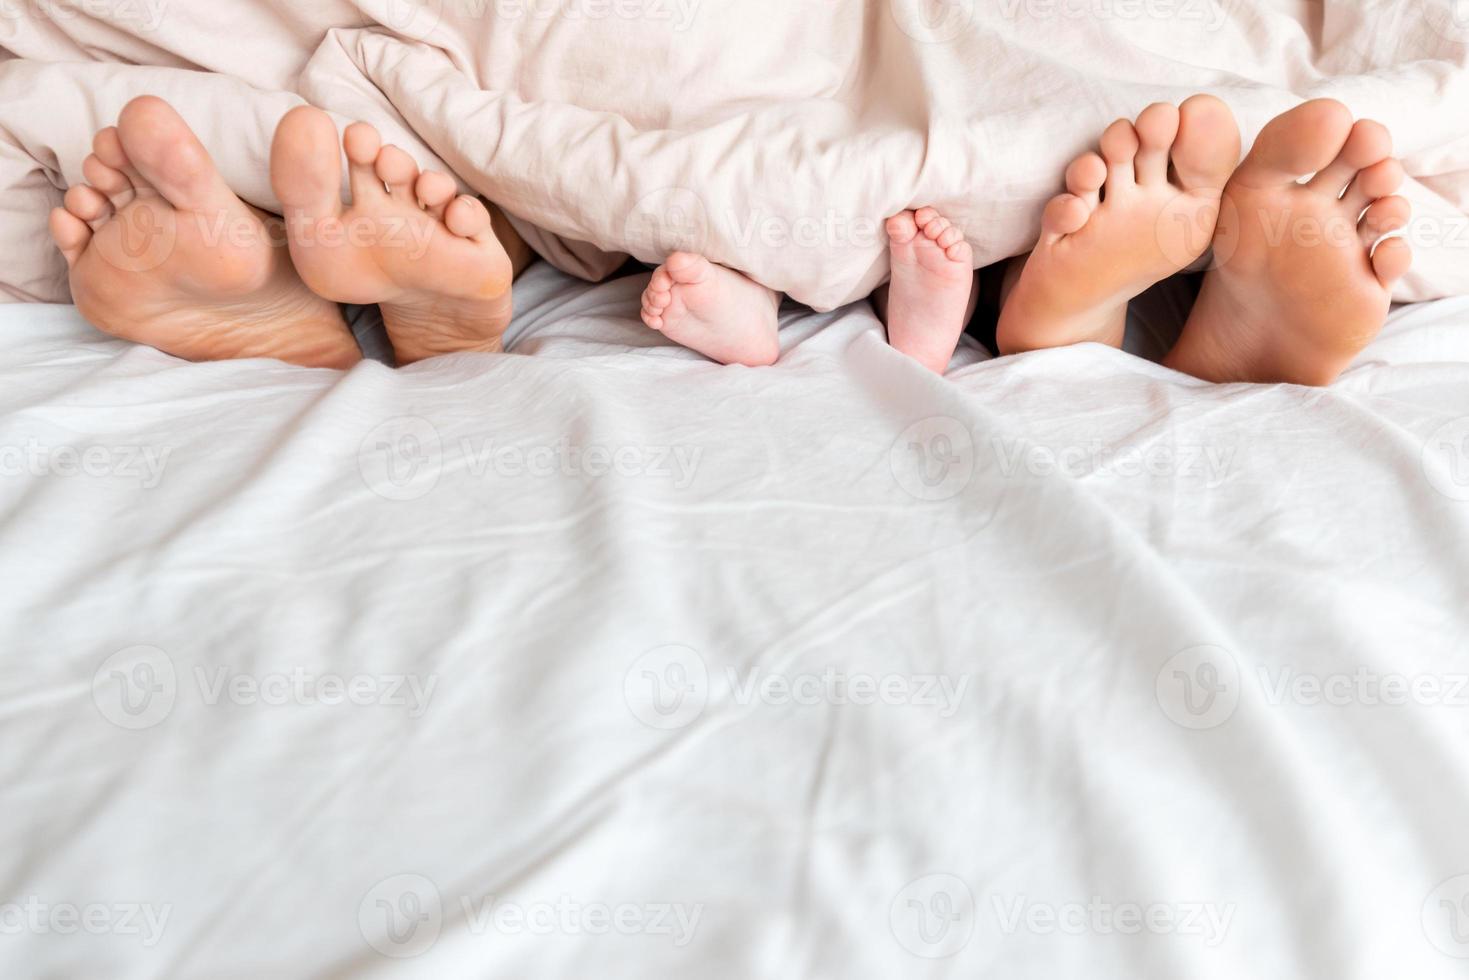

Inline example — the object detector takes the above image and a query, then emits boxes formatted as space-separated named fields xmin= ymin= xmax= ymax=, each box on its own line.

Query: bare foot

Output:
xmin=48 ymin=97 xmax=359 ymax=368
xmin=1165 ymin=100 xmax=1413 ymax=385
xmin=639 ymin=253 xmax=781 ymax=366
xmin=883 ymin=208 xmax=976 ymax=374
xmin=997 ymin=95 xmax=1241 ymax=354
xmin=269 ymin=106 xmax=513 ymax=366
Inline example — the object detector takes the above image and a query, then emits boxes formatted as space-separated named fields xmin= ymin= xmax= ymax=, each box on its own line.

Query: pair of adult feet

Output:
xmin=49 ymin=97 xmax=514 ymax=368
xmin=640 ymin=96 xmax=1412 ymax=386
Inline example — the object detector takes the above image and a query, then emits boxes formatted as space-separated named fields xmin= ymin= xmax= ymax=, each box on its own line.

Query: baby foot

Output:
xmin=640 ymin=253 xmax=781 ymax=366
xmin=884 ymin=208 xmax=976 ymax=374
xmin=48 ymin=96 xmax=359 ymax=368
xmin=1165 ymin=100 xmax=1412 ymax=385
xmin=997 ymin=95 xmax=1241 ymax=354
xmin=270 ymin=106 xmax=513 ymax=366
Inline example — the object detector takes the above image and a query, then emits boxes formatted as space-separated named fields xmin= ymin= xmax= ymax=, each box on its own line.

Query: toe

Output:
xmin=1234 ymin=98 xmax=1354 ymax=188
xmin=935 ymin=224 xmax=965 ymax=250
xmin=271 ymin=105 xmax=346 ymax=224
xmin=886 ymin=211 xmax=919 ymax=245
xmin=1100 ymin=119 xmax=1140 ymax=191
xmin=83 ymin=153 xmax=135 ymax=210
xmin=1040 ymin=193 xmax=1090 ymax=244
xmin=93 ymin=126 xmax=150 ymax=194
xmin=1065 ymin=152 xmax=1107 ymax=208
xmin=1341 ymin=157 xmax=1405 ymax=216
xmin=914 ymin=206 xmax=941 ymax=229
xmin=375 ymin=145 xmax=420 ymax=202
xmin=416 ymin=171 xmax=457 ymax=219
xmin=1371 ymin=236 xmax=1412 ymax=288
xmin=49 ymin=206 xmax=93 ymax=267
xmin=117 ymin=95 xmax=234 ymax=213
xmin=1133 ymin=102 xmax=1181 ymax=185
xmin=343 ymin=122 xmax=387 ymax=204
xmin=920 ymin=213 xmax=951 ymax=242
xmin=945 ymin=239 xmax=974 ymax=265
xmin=664 ymin=251 xmax=710 ymax=285
xmin=1309 ymin=119 xmax=1393 ymax=198
xmin=64 ymin=184 xmax=113 ymax=229
xmin=1171 ymin=94 xmax=1241 ymax=192
xmin=1359 ymin=194 xmax=1411 ymax=243
xmin=444 ymin=194 xmax=492 ymax=240
xmin=650 ymin=267 xmax=674 ymax=292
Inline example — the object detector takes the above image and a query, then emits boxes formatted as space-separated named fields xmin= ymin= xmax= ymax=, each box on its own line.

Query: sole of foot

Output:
xmin=884 ymin=208 xmax=976 ymax=374
xmin=639 ymin=252 xmax=781 ymax=366
xmin=1165 ymin=99 xmax=1412 ymax=385
xmin=269 ymin=106 xmax=514 ymax=366
xmin=48 ymin=96 xmax=359 ymax=368
xmin=996 ymin=94 xmax=1242 ymax=354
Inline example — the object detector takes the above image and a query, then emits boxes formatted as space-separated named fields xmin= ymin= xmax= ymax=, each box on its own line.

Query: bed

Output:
xmin=4 ymin=263 xmax=1469 ymax=976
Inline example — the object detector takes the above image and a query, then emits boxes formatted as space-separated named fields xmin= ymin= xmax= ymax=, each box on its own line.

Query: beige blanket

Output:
xmin=3 ymin=0 xmax=1468 ymax=308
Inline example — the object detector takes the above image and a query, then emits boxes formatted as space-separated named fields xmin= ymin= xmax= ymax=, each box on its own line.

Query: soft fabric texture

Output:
xmin=2 ymin=0 xmax=1468 ymax=307
xmin=4 ymin=267 xmax=1469 ymax=975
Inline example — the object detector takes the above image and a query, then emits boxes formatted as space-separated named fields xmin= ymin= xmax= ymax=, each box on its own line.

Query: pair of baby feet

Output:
xmin=640 ymin=207 xmax=974 ymax=374
xmin=49 ymin=97 xmax=515 ymax=368
xmin=641 ymin=96 xmax=1412 ymax=386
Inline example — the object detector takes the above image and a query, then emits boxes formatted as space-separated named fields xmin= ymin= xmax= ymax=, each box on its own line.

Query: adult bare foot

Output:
xmin=48 ymin=97 xmax=360 ymax=368
xmin=1165 ymin=100 xmax=1413 ymax=385
xmin=883 ymin=208 xmax=976 ymax=374
xmin=270 ymin=106 xmax=513 ymax=366
xmin=639 ymin=253 xmax=781 ymax=366
xmin=997 ymin=95 xmax=1241 ymax=354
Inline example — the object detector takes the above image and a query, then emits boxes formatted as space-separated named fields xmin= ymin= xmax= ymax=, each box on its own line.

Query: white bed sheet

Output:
xmin=3 ymin=264 xmax=1469 ymax=978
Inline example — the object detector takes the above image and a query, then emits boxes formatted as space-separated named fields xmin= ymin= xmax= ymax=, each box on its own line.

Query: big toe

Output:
xmin=886 ymin=211 xmax=919 ymax=246
xmin=1171 ymin=94 xmax=1241 ymax=192
xmin=1235 ymin=98 xmax=1354 ymax=188
xmin=271 ymin=105 xmax=344 ymax=221
xmin=116 ymin=96 xmax=232 ymax=213
xmin=664 ymin=251 xmax=711 ymax=285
